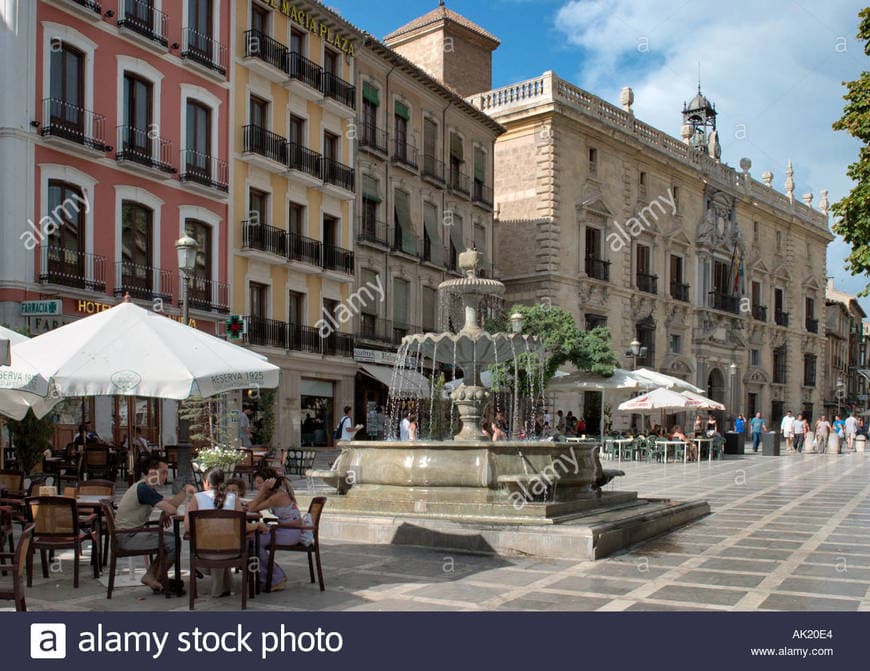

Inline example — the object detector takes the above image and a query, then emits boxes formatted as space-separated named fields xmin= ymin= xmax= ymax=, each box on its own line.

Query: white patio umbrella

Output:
xmin=633 ymin=368 xmax=704 ymax=394
xmin=0 ymin=326 xmax=60 ymax=420
xmin=618 ymin=387 xmax=705 ymax=412
xmin=0 ymin=301 xmax=279 ymax=409
xmin=681 ymin=390 xmax=726 ymax=411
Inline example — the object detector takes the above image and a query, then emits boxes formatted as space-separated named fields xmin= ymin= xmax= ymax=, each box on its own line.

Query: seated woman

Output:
xmin=184 ymin=468 xmax=265 ymax=598
xmin=705 ymin=415 xmax=718 ymax=437
xmin=671 ymin=425 xmax=695 ymax=461
xmin=245 ymin=468 xmax=303 ymax=592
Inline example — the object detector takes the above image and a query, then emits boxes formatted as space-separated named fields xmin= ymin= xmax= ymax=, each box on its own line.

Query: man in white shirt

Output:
xmin=337 ymin=406 xmax=360 ymax=442
xmin=399 ymin=411 xmax=411 ymax=442
xmin=780 ymin=410 xmax=796 ymax=452
xmin=844 ymin=412 xmax=859 ymax=451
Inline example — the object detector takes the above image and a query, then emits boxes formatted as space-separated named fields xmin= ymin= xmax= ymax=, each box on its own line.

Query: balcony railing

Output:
xmin=288 ymin=232 xmax=322 ymax=267
xmin=67 ymin=0 xmax=102 ymax=14
xmin=585 ymin=257 xmax=610 ymax=281
xmin=322 ymin=243 xmax=354 ymax=274
xmin=245 ymin=318 xmax=353 ymax=357
xmin=116 ymin=125 xmax=174 ymax=172
xmin=637 ymin=272 xmax=658 ymax=295
xmin=288 ymin=51 xmax=322 ymax=91
xmin=709 ymin=291 xmax=740 ymax=314
xmin=806 ymin=317 xmax=819 ymax=333
xmin=243 ymin=28 xmax=288 ymax=72
xmin=320 ymin=157 xmax=355 ymax=191
xmin=117 ymin=0 xmax=168 ymax=46
xmin=392 ymin=138 xmax=418 ymax=170
xmin=775 ymin=310 xmax=790 ymax=327
xmin=473 ymin=181 xmax=493 ymax=207
xmin=670 ymin=282 xmax=690 ymax=302
xmin=323 ymin=331 xmax=355 ymax=357
xmin=246 ymin=316 xmax=289 ymax=349
xmin=242 ymin=221 xmax=287 ymax=257
xmin=41 ymin=98 xmax=109 ymax=151
xmin=322 ymin=71 xmax=356 ymax=110
xmin=449 ymin=168 xmax=471 ymax=196
xmin=186 ymin=275 xmax=230 ymax=314
xmin=179 ymin=149 xmax=229 ymax=192
xmin=40 ymin=246 xmax=106 ymax=292
xmin=752 ymin=304 xmax=768 ymax=321
xmin=242 ymin=124 xmax=288 ymax=165
xmin=359 ymin=122 xmax=388 ymax=154
xmin=287 ymin=142 xmax=322 ymax=179
xmin=114 ymin=261 xmax=173 ymax=302
xmin=357 ymin=216 xmax=389 ymax=246
xmin=181 ymin=27 xmax=227 ymax=76
xmin=422 ymin=154 xmax=445 ymax=183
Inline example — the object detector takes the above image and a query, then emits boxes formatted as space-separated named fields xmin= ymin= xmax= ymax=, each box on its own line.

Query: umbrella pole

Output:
xmin=126 ymin=396 xmax=136 ymax=486
xmin=0 ymin=416 xmax=5 ymax=469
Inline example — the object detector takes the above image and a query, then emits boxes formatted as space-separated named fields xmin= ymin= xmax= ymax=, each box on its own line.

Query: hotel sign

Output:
xmin=20 ymin=300 xmax=62 ymax=316
xmin=264 ymin=1 xmax=357 ymax=57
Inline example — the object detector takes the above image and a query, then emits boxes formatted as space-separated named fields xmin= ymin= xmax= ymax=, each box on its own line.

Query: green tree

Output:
xmin=252 ymin=388 xmax=276 ymax=446
xmin=7 ymin=409 xmax=54 ymax=474
xmin=832 ymin=8 xmax=870 ymax=294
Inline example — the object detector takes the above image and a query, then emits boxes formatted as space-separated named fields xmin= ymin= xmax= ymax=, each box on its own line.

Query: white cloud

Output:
xmin=554 ymin=0 xmax=868 ymax=311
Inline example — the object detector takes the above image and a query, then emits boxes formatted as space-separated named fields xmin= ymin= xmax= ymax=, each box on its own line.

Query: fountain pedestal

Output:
xmin=451 ymin=385 xmax=490 ymax=441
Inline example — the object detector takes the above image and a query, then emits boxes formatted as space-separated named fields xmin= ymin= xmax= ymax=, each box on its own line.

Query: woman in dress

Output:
xmin=705 ymin=415 xmax=718 ymax=436
xmin=407 ymin=413 xmax=418 ymax=441
xmin=692 ymin=415 xmax=703 ymax=437
xmin=246 ymin=469 xmax=303 ymax=592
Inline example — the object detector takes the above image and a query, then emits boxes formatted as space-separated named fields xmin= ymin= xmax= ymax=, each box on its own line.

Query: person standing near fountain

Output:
xmin=408 ymin=414 xmax=419 ymax=441
xmin=336 ymin=406 xmax=362 ymax=442
xmin=399 ymin=410 xmax=411 ymax=441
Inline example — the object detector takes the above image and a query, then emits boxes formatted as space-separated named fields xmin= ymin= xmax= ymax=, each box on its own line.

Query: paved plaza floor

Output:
xmin=11 ymin=450 xmax=870 ymax=612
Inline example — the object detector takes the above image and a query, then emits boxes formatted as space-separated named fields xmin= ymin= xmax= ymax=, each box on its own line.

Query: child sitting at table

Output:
xmin=670 ymin=425 xmax=695 ymax=461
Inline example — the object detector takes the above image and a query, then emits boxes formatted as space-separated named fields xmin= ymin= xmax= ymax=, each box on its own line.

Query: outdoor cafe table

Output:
xmin=171 ymin=509 xmax=264 ymax=597
xmin=606 ymin=438 xmax=635 ymax=463
xmin=655 ymin=440 xmax=689 ymax=464
xmin=693 ymin=437 xmax=715 ymax=463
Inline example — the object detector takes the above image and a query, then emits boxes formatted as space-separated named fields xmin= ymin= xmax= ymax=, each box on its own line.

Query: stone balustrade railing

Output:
xmin=468 ymin=72 xmax=828 ymax=232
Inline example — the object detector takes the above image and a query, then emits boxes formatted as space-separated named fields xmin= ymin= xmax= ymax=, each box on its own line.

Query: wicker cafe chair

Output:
xmin=0 ymin=470 xmax=25 ymax=499
xmin=101 ymin=502 xmax=164 ymax=599
xmin=264 ymin=496 xmax=327 ymax=592
xmin=83 ymin=446 xmax=114 ymax=481
xmin=25 ymin=496 xmax=99 ymax=588
xmin=188 ymin=510 xmax=249 ymax=610
xmin=0 ymin=524 xmax=34 ymax=611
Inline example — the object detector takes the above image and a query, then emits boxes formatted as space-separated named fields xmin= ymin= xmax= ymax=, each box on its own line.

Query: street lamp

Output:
xmin=626 ymin=339 xmax=647 ymax=371
xmin=729 ymin=362 xmax=737 ymax=427
xmin=510 ymin=312 xmax=524 ymax=334
xmin=836 ymin=376 xmax=845 ymax=417
xmin=175 ymin=235 xmax=198 ymax=325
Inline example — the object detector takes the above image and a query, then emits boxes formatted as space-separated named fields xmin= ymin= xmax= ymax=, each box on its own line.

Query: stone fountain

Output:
xmin=302 ymin=250 xmax=709 ymax=559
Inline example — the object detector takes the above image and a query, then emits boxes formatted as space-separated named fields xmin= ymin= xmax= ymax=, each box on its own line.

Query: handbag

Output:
xmin=299 ymin=512 xmax=314 ymax=546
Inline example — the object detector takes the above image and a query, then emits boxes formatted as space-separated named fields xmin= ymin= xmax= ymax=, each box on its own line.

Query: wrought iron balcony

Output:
xmin=116 ymin=125 xmax=175 ymax=172
xmin=392 ymin=138 xmax=418 ymax=170
xmin=114 ymin=261 xmax=173 ymax=303
xmin=242 ymin=124 xmax=288 ymax=165
xmin=322 ymin=71 xmax=356 ymax=110
xmin=41 ymin=98 xmax=109 ymax=151
xmin=245 ymin=316 xmax=289 ymax=350
xmin=320 ymin=157 xmax=355 ymax=192
xmin=449 ymin=168 xmax=471 ymax=197
xmin=637 ymin=272 xmax=658 ymax=295
xmin=66 ymin=0 xmax=102 ymax=14
xmin=775 ymin=310 xmax=790 ymax=327
xmin=288 ymin=51 xmax=322 ymax=91
xmin=322 ymin=331 xmax=355 ymax=357
xmin=179 ymin=149 xmax=229 ymax=192
xmin=359 ymin=122 xmax=388 ymax=155
xmin=357 ymin=216 xmax=389 ymax=247
xmin=181 ymin=27 xmax=227 ymax=76
xmin=806 ymin=317 xmax=819 ymax=333
xmin=585 ymin=257 xmax=610 ymax=281
xmin=287 ymin=142 xmax=322 ymax=179
xmin=243 ymin=29 xmax=288 ymax=72
xmin=288 ymin=232 xmax=322 ymax=267
xmin=186 ymin=275 xmax=230 ymax=314
xmin=322 ymin=243 xmax=354 ymax=274
xmin=40 ymin=247 xmax=106 ymax=292
xmin=242 ymin=221 xmax=287 ymax=257
xmin=422 ymin=154 xmax=445 ymax=184
xmin=473 ymin=181 xmax=493 ymax=207
xmin=670 ymin=282 xmax=690 ymax=302
xmin=752 ymin=304 xmax=768 ymax=321
xmin=709 ymin=291 xmax=740 ymax=314
xmin=118 ymin=0 xmax=169 ymax=46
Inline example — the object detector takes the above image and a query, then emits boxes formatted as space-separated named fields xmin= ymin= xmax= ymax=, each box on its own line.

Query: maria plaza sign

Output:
xmin=262 ymin=0 xmax=357 ymax=56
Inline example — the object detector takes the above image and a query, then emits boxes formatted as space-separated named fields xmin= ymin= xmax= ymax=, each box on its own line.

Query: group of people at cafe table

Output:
xmin=114 ymin=457 xmax=306 ymax=596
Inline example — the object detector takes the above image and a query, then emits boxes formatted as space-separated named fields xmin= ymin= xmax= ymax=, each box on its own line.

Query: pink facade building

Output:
xmin=0 ymin=0 xmax=232 ymax=445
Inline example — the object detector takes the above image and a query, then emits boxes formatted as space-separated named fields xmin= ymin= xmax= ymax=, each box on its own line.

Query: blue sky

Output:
xmin=331 ymin=0 xmax=869 ymax=313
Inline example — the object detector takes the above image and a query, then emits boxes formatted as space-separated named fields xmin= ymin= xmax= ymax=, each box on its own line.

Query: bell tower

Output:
xmin=681 ymin=84 xmax=720 ymax=160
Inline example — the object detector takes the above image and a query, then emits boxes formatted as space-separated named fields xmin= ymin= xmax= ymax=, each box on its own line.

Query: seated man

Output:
xmin=114 ymin=456 xmax=196 ymax=593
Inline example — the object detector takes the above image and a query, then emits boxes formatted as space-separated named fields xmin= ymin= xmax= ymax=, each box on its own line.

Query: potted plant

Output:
xmin=192 ymin=444 xmax=244 ymax=474
xmin=6 ymin=409 xmax=54 ymax=476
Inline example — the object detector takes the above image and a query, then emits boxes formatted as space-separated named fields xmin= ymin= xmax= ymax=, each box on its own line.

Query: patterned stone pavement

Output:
xmin=8 ymin=450 xmax=870 ymax=612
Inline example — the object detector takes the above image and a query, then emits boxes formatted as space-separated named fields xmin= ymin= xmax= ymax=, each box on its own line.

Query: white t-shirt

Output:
xmin=780 ymin=415 xmax=796 ymax=435
xmin=194 ymin=490 xmax=237 ymax=511
xmin=338 ymin=415 xmax=355 ymax=441
xmin=400 ymin=417 xmax=410 ymax=441
xmin=845 ymin=416 xmax=858 ymax=434
xmin=793 ymin=418 xmax=806 ymax=435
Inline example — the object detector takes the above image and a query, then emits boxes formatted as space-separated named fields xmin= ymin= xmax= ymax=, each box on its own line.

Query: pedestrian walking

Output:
xmin=780 ymin=410 xmax=796 ymax=452
xmin=844 ymin=412 xmax=858 ymax=451
xmin=815 ymin=415 xmax=831 ymax=454
xmin=793 ymin=412 xmax=808 ymax=453
xmin=750 ymin=411 xmax=766 ymax=452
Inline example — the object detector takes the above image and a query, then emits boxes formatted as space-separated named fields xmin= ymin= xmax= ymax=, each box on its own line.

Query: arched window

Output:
xmin=46 ymin=180 xmax=85 ymax=284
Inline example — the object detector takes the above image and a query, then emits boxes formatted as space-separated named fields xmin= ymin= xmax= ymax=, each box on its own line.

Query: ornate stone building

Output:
xmin=460 ymin=72 xmax=832 ymax=425
xmin=824 ymin=281 xmax=867 ymax=417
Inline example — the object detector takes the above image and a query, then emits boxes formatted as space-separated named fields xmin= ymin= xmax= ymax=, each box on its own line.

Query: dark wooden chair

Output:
xmin=83 ymin=446 xmax=114 ymax=481
xmin=25 ymin=496 xmax=99 ymax=588
xmin=77 ymin=480 xmax=115 ymax=496
xmin=101 ymin=502 xmax=163 ymax=599
xmin=187 ymin=509 xmax=249 ymax=610
xmin=0 ymin=470 xmax=25 ymax=499
xmin=163 ymin=446 xmax=179 ymax=480
xmin=0 ymin=505 xmax=13 ymax=558
xmin=264 ymin=496 xmax=327 ymax=592
xmin=0 ymin=524 xmax=33 ymax=611
xmin=233 ymin=449 xmax=257 ymax=485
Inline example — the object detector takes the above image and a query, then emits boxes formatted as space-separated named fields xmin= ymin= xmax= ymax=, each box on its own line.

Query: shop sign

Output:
xmin=29 ymin=316 xmax=74 ymax=333
xmin=264 ymin=0 xmax=356 ymax=56
xmin=20 ymin=300 xmax=62 ymax=316
xmin=77 ymin=299 xmax=113 ymax=314
xmin=354 ymin=348 xmax=418 ymax=367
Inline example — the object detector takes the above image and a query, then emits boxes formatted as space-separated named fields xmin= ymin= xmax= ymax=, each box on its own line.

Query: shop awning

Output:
xmin=360 ymin=364 xmax=430 ymax=398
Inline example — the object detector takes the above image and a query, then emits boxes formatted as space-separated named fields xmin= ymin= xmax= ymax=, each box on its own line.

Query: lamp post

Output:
xmin=175 ymin=235 xmax=198 ymax=325
xmin=626 ymin=338 xmax=646 ymax=371
xmin=836 ymin=376 xmax=845 ymax=417
xmin=729 ymin=362 xmax=737 ymax=428
xmin=510 ymin=312 xmax=523 ymax=438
